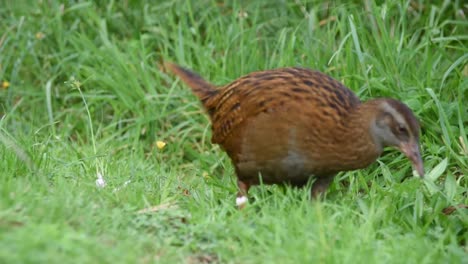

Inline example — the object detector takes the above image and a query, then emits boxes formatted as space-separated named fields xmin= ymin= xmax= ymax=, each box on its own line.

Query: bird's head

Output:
xmin=370 ymin=99 xmax=424 ymax=177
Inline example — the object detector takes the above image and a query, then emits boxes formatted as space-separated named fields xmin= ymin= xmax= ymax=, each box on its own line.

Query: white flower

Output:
xmin=95 ymin=172 xmax=106 ymax=188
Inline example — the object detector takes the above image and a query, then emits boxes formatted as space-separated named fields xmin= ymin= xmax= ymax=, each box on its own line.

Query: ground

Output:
xmin=0 ymin=1 xmax=467 ymax=263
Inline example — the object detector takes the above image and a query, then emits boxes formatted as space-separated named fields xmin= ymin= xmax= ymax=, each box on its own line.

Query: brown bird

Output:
xmin=165 ymin=63 xmax=424 ymax=207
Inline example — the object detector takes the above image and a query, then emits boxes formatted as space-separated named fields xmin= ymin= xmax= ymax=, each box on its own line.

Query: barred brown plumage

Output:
xmin=165 ymin=62 xmax=424 ymax=208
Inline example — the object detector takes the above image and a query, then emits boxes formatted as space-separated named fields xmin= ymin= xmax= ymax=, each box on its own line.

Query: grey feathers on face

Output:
xmin=371 ymin=99 xmax=421 ymax=149
xmin=380 ymin=99 xmax=420 ymax=141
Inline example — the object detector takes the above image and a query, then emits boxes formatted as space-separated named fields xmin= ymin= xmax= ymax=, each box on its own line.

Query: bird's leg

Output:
xmin=311 ymin=175 xmax=335 ymax=198
xmin=236 ymin=180 xmax=250 ymax=209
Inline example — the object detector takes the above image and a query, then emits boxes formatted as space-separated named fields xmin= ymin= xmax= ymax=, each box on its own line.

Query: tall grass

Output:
xmin=0 ymin=0 xmax=466 ymax=263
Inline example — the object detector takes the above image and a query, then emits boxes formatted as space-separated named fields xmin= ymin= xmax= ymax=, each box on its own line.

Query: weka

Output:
xmin=166 ymin=63 xmax=424 ymax=207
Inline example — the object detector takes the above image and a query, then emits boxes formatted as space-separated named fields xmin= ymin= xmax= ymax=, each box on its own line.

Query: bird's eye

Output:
xmin=397 ymin=124 xmax=407 ymax=134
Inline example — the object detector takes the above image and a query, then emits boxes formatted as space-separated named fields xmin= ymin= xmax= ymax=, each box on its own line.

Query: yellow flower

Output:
xmin=67 ymin=77 xmax=81 ymax=89
xmin=35 ymin=32 xmax=45 ymax=40
xmin=2 ymin=81 xmax=9 ymax=89
xmin=156 ymin=140 xmax=166 ymax=150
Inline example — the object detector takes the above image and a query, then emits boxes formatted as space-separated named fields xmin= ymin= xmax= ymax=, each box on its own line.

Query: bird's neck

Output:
xmin=334 ymin=100 xmax=384 ymax=171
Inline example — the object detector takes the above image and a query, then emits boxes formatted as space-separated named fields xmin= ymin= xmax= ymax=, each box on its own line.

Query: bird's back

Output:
xmin=208 ymin=67 xmax=361 ymax=144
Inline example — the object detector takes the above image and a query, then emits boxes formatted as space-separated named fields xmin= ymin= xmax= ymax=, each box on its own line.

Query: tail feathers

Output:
xmin=164 ymin=62 xmax=218 ymax=104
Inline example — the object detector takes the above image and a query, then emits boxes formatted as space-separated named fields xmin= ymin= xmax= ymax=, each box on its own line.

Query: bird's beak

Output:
xmin=399 ymin=141 xmax=424 ymax=178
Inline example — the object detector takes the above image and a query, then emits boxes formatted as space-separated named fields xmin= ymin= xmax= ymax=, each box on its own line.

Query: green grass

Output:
xmin=1 ymin=0 xmax=467 ymax=263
